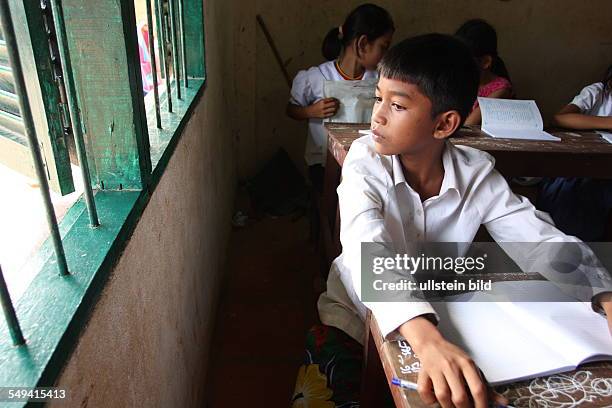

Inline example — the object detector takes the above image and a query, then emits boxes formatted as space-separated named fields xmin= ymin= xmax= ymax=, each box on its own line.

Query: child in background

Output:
xmin=455 ymin=19 xmax=513 ymax=126
xmin=553 ymin=64 xmax=612 ymax=129
xmin=538 ymin=64 xmax=612 ymax=241
xmin=286 ymin=3 xmax=394 ymax=192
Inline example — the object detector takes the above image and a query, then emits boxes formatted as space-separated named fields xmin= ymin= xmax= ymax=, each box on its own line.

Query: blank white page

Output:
xmin=433 ymin=281 xmax=612 ymax=385
xmin=433 ymin=301 xmax=572 ymax=385
xmin=507 ymin=301 xmax=612 ymax=364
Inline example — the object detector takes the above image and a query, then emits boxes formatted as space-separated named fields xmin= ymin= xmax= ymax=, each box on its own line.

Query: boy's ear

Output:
xmin=433 ymin=111 xmax=461 ymax=140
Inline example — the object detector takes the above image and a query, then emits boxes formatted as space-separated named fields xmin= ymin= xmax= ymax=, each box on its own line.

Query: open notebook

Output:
xmin=433 ymin=280 xmax=612 ymax=385
xmin=478 ymin=98 xmax=560 ymax=141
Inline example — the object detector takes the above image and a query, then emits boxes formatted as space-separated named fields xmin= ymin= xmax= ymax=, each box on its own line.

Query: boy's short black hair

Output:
xmin=378 ymin=33 xmax=479 ymax=123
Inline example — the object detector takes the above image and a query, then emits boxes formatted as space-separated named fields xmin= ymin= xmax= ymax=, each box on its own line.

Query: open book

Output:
xmin=323 ymin=78 xmax=377 ymax=123
xmin=433 ymin=280 xmax=612 ymax=385
xmin=479 ymin=98 xmax=560 ymax=141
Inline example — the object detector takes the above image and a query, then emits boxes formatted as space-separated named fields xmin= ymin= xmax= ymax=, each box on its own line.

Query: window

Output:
xmin=0 ymin=0 xmax=205 ymax=393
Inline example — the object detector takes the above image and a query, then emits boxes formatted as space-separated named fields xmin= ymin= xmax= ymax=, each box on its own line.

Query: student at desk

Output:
xmin=314 ymin=35 xmax=612 ymax=408
xmin=454 ymin=19 xmax=513 ymax=126
xmin=538 ymin=64 xmax=612 ymax=241
xmin=286 ymin=3 xmax=394 ymax=192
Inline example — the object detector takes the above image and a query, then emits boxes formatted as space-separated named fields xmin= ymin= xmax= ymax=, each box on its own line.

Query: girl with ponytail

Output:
xmin=287 ymin=3 xmax=394 ymax=191
xmin=455 ymin=18 xmax=513 ymax=126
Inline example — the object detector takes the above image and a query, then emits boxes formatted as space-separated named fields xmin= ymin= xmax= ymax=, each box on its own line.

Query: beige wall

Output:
xmin=238 ymin=0 xmax=612 ymax=177
xmin=50 ymin=0 xmax=238 ymax=406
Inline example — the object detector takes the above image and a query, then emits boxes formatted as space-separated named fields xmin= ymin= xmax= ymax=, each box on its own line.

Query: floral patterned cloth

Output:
xmin=291 ymin=325 xmax=363 ymax=408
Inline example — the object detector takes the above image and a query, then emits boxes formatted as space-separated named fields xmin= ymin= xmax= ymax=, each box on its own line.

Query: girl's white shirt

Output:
xmin=289 ymin=60 xmax=377 ymax=166
xmin=570 ymin=82 xmax=612 ymax=117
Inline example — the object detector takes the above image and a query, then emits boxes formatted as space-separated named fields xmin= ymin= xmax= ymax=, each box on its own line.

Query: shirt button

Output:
xmin=416 ymin=209 xmax=422 ymax=216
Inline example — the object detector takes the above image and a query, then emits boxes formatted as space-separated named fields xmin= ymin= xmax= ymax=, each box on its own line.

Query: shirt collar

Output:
xmin=391 ymin=142 xmax=460 ymax=199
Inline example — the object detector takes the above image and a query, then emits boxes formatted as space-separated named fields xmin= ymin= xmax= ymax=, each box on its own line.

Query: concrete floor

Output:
xmin=207 ymin=213 xmax=320 ymax=407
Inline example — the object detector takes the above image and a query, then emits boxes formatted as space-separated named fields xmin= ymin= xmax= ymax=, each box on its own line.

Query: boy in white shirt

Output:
xmin=317 ymin=34 xmax=612 ymax=408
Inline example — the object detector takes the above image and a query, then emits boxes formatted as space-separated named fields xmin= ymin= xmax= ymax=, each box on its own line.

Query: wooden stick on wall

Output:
xmin=256 ymin=14 xmax=292 ymax=88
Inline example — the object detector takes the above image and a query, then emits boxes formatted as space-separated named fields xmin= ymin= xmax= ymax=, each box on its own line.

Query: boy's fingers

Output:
xmin=489 ymin=389 xmax=509 ymax=407
xmin=430 ymin=373 xmax=452 ymax=408
xmin=476 ymin=368 xmax=509 ymax=407
xmin=463 ymin=365 xmax=488 ymax=408
xmin=416 ymin=371 xmax=436 ymax=405
xmin=444 ymin=367 xmax=471 ymax=408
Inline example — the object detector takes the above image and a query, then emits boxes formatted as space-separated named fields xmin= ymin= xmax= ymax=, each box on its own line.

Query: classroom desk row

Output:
xmin=320 ymin=123 xmax=612 ymax=408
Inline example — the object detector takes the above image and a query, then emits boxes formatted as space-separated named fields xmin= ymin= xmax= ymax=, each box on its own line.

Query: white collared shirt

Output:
xmin=570 ymin=82 xmax=612 ymax=117
xmin=289 ymin=61 xmax=378 ymax=166
xmin=317 ymin=135 xmax=612 ymax=344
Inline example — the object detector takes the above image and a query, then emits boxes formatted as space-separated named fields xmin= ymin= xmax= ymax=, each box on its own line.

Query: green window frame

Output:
xmin=0 ymin=0 xmax=75 ymax=194
xmin=0 ymin=0 xmax=206 ymax=399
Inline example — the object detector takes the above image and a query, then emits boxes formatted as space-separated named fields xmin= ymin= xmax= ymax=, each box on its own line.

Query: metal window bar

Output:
xmin=48 ymin=0 xmax=99 ymax=227
xmin=0 ymin=265 xmax=24 ymax=346
xmin=146 ymin=0 xmax=161 ymax=128
xmin=168 ymin=0 xmax=180 ymax=100
xmin=154 ymin=0 xmax=164 ymax=80
xmin=0 ymin=0 xmax=69 ymax=275
xmin=158 ymin=0 xmax=172 ymax=112
xmin=178 ymin=0 xmax=187 ymax=88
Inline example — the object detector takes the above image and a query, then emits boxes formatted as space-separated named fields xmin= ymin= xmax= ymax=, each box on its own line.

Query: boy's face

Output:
xmin=370 ymin=76 xmax=440 ymax=156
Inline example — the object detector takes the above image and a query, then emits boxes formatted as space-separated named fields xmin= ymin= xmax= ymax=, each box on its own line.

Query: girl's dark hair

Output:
xmin=455 ymin=18 xmax=511 ymax=82
xmin=321 ymin=3 xmax=394 ymax=61
xmin=603 ymin=64 xmax=612 ymax=94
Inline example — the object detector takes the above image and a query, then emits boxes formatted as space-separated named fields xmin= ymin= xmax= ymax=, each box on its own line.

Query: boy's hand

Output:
xmin=308 ymin=98 xmax=339 ymax=119
xmin=417 ymin=337 xmax=490 ymax=408
xmin=399 ymin=316 xmax=508 ymax=408
xmin=597 ymin=292 xmax=612 ymax=336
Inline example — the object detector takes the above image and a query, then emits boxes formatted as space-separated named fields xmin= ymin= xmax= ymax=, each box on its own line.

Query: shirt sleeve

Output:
xmin=477 ymin=167 xmax=612 ymax=306
xmin=289 ymin=69 xmax=314 ymax=107
xmin=569 ymin=83 xmax=603 ymax=114
xmin=337 ymin=140 xmax=437 ymax=339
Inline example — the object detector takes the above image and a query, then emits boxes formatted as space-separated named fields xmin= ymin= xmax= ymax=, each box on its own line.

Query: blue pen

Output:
xmin=391 ymin=377 xmax=418 ymax=390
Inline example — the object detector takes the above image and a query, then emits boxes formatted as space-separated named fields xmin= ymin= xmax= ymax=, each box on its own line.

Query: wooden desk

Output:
xmin=364 ymin=310 xmax=612 ymax=408
xmin=321 ymin=123 xmax=612 ymax=271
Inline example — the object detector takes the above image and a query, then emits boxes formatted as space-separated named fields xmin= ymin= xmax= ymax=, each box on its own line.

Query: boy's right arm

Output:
xmin=339 ymin=141 xmax=506 ymax=408
xmin=553 ymin=104 xmax=612 ymax=130
xmin=286 ymin=98 xmax=339 ymax=120
xmin=398 ymin=317 xmax=508 ymax=408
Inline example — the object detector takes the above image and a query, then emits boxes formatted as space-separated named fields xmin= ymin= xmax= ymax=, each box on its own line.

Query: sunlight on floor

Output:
xmin=0 ymin=162 xmax=83 ymax=301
